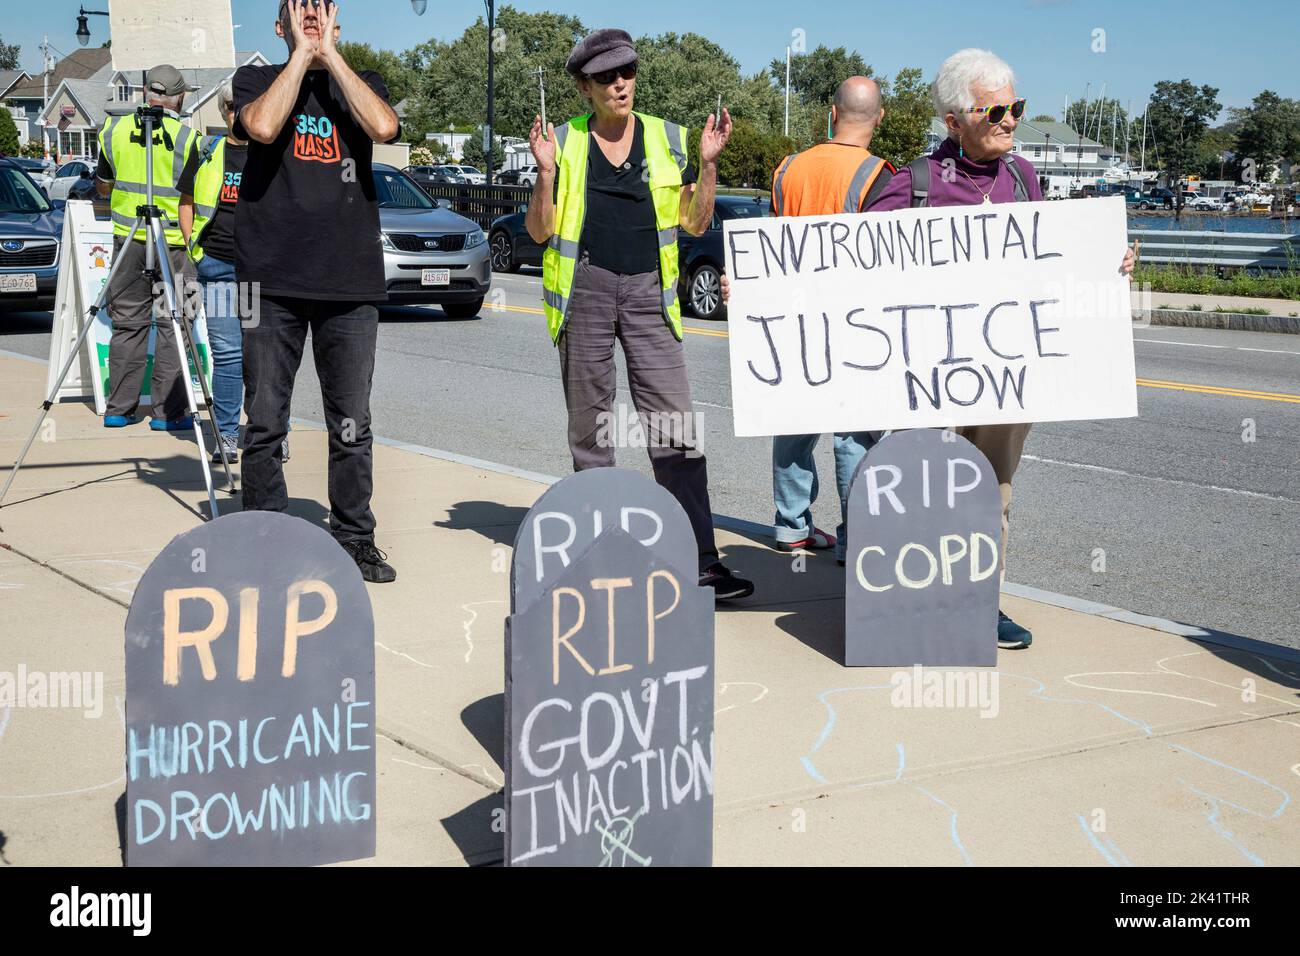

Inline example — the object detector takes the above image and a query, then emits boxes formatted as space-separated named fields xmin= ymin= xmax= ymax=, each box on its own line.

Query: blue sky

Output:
xmin=6 ymin=0 xmax=1294 ymax=118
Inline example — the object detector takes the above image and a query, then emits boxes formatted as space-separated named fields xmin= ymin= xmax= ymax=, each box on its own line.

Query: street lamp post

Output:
xmin=414 ymin=0 xmax=495 ymax=185
xmin=75 ymin=6 xmax=110 ymax=47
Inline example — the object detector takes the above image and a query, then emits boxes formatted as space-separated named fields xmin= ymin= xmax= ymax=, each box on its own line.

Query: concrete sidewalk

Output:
xmin=2 ymin=351 xmax=1298 ymax=867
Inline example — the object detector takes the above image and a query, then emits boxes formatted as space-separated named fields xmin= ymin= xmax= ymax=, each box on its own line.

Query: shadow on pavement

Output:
xmin=378 ymin=305 xmax=482 ymax=324
xmin=460 ymin=693 xmax=504 ymax=774
xmin=433 ymin=500 xmax=527 ymax=549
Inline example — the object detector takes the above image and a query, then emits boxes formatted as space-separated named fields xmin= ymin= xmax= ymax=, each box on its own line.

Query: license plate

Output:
xmin=0 ymin=273 xmax=37 ymax=293
xmin=421 ymin=269 xmax=450 ymax=287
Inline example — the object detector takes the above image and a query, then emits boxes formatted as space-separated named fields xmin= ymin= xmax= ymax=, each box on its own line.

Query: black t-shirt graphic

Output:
xmin=231 ymin=64 xmax=399 ymax=300
xmin=178 ymin=140 xmax=248 ymax=264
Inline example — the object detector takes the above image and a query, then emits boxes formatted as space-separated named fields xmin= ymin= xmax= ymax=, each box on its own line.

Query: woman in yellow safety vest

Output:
xmin=523 ymin=28 xmax=753 ymax=601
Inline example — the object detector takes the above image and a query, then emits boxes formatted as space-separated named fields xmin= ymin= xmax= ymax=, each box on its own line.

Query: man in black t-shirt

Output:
xmin=232 ymin=0 xmax=401 ymax=583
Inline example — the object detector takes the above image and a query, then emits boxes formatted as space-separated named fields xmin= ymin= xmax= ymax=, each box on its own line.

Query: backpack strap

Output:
xmin=1001 ymin=153 xmax=1030 ymax=202
xmin=908 ymin=155 xmax=931 ymax=208
xmin=771 ymin=153 xmax=797 ymax=215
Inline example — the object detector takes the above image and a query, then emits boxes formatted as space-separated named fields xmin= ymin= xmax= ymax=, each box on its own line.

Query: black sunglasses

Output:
xmin=586 ymin=63 xmax=637 ymax=85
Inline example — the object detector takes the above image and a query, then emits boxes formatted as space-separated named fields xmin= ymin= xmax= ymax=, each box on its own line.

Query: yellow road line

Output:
xmin=490 ymin=303 xmax=1300 ymax=404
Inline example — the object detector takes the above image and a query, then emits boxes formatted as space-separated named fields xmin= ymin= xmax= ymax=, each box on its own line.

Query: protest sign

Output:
xmin=510 ymin=467 xmax=698 ymax=613
xmin=845 ymin=430 xmax=1002 ymax=667
xmin=724 ymin=196 xmax=1136 ymax=435
xmin=47 ymin=200 xmax=212 ymax=414
xmin=506 ymin=470 xmax=714 ymax=866
xmin=124 ymin=512 xmax=376 ymax=866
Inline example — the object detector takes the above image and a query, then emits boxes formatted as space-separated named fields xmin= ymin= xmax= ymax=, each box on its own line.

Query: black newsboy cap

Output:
xmin=565 ymin=28 xmax=638 ymax=77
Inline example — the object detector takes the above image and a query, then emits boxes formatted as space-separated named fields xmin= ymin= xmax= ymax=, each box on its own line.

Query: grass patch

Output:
xmin=1214 ymin=306 xmax=1272 ymax=315
xmin=1134 ymin=262 xmax=1300 ymax=300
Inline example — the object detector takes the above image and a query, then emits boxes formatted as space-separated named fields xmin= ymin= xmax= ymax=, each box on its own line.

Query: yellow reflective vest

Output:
xmin=186 ymin=135 xmax=226 ymax=263
xmin=542 ymin=112 xmax=689 ymax=343
xmin=97 ymin=110 xmax=197 ymax=248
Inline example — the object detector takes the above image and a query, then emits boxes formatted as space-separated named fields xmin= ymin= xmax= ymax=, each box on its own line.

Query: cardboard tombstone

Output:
xmin=124 ymin=512 xmax=376 ymax=866
xmin=506 ymin=470 xmax=714 ymax=866
xmin=510 ymin=467 xmax=699 ymax=614
xmin=844 ymin=430 xmax=1002 ymax=667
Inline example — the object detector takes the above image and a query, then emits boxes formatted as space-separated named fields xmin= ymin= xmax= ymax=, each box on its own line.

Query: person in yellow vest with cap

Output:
xmin=94 ymin=63 xmax=199 ymax=430
xmin=524 ymin=27 xmax=754 ymax=601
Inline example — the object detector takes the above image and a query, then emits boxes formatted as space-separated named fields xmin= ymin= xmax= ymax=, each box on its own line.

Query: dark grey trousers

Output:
xmin=558 ymin=258 xmax=718 ymax=571
xmin=104 ymin=235 xmax=194 ymax=421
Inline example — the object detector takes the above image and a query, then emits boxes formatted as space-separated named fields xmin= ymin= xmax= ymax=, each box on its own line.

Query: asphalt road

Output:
xmin=3 ymin=269 xmax=1297 ymax=648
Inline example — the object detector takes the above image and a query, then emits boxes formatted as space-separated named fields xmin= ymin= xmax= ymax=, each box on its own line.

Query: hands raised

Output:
xmin=529 ymin=115 xmax=557 ymax=175
xmin=700 ymin=107 xmax=732 ymax=165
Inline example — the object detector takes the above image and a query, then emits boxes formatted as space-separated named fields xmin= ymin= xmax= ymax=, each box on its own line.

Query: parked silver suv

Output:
xmin=374 ymin=164 xmax=491 ymax=317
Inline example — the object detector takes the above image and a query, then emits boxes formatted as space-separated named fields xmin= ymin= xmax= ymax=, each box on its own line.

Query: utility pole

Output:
xmin=531 ymin=66 xmax=546 ymax=132
xmin=783 ymin=46 xmax=790 ymax=138
xmin=41 ymin=35 xmax=51 ymax=160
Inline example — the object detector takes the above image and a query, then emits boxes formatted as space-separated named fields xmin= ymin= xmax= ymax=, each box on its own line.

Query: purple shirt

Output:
xmin=869 ymin=136 xmax=1042 ymax=211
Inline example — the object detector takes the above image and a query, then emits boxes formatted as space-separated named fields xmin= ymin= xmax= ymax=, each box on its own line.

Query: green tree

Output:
xmin=1233 ymin=90 xmax=1300 ymax=181
xmin=337 ymin=41 xmax=416 ymax=104
xmin=1065 ymin=96 xmax=1129 ymax=147
xmin=770 ymin=45 xmax=871 ymax=110
xmin=0 ymin=35 xmax=21 ymax=70
xmin=460 ymin=131 xmax=502 ymax=171
xmin=1031 ymin=113 xmax=1057 ymax=123
xmin=1144 ymin=79 xmax=1221 ymax=191
xmin=872 ymin=67 xmax=931 ymax=168
xmin=0 ymin=108 xmax=20 ymax=157
xmin=402 ymin=7 xmax=587 ymax=145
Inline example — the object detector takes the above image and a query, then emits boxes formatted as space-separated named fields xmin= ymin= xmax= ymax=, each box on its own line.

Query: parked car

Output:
xmin=487 ymin=208 xmax=542 ymax=273
xmin=47 ymin=157 xmax=96 ymax=200
xmin=677 ymin=194 xmax=771 ymax=321
xmin=441 ymin=164 xmax=485 ymax=185
xmin=374 ymin=163 xmax=490 ymax=317
xmin=1147 ymin=186 xmax=1176 ymax=209
xmin=0 ymin=158 xmax=65 ymax=312
xmin=1125 ymin=190 xmax=1164 ymax=210
xmin=1187 ymin=194 xmax=1224 ymax=210
xmin=517 ymin=164 xmax=540 ymax=186
xmin=10 ymin=157 xmax=54 ymax=191
xmin=404 ymin=164 xmax=467 ymax=188
xmin=495 ymin=167 xmax=524 ymax=185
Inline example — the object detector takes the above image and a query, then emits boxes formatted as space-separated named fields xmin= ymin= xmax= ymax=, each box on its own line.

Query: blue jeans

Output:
xmin=196 ymin=253 xmax=242 ymax=439
xmin=773 ymin=432 xmax=876 ymax=559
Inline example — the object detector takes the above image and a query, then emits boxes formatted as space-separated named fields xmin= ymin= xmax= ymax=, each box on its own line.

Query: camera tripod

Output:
xmin=0 ymin=106 xmax=236 ymax=531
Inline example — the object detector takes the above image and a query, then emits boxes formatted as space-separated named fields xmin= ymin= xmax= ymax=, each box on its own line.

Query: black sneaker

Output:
xmin=342 ymin=540 xmax=397 ymax=584
xmin=997 ymin=610 xmax=1033 ymax=649
xmin=700 ymin=562 xmax=754 ymax=601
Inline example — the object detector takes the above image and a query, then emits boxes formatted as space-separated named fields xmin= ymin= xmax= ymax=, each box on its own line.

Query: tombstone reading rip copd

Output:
xmin=506 ymin=469 xmax=715 ymax=866
xmin=125 ymin=512 xmax=376 ymax=866
xmin=845 ymin=430 xmax=1002 ymax=667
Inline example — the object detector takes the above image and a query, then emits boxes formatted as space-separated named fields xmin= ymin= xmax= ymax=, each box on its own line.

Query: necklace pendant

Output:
xmin=982 ymin=194 xmax=992 ymax=204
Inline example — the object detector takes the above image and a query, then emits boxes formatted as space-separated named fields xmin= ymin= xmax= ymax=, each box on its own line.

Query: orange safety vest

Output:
xmin=770 ymin=142 xmax=895 ymax=217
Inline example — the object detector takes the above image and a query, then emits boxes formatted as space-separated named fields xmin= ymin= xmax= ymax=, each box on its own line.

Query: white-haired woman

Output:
xmin=869 ymin=48 xmax=1135 ymax=650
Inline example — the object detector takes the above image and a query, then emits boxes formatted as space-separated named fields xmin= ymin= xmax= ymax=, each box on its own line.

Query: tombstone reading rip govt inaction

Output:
xmin=124 ymin=511 xmax=376 ymax=866
xmin=506 ymin=468 xmax=715 ymax=866
xmin=845 ymin=430 xmax=1002 ymax=667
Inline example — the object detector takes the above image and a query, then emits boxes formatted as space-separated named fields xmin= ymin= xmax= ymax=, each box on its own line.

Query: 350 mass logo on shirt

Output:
xmin=293 ymin=113 xmax=341 ymax=164
xmin=220 ymin=170 xmax=241 ymax=204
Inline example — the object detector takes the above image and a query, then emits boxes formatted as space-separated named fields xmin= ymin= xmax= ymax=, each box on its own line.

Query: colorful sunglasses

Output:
xmin=586 ymin=63 xmax=637 ymax=85
xmin=967 ymin=99 xmax=1026 ymax=124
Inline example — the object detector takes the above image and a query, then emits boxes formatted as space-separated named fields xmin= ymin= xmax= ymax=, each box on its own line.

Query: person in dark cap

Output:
xmin=94 ymin=63 xmax=200 ymax=431
xmin=524 ymin=28 xmax=754 ymax=601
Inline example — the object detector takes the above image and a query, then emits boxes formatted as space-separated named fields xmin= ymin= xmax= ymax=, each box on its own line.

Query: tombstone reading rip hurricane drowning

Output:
xmin=506 ymin=468 xmax=715 ymax=866
xmin=845 ymin=430 xmax=1002 ymax=667
xmin=124 ymin=512 xmax=376 ymax=866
